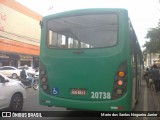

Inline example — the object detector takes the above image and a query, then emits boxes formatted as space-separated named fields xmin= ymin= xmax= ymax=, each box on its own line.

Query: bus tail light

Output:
xmin=118 ymin=71 xmax=125 ymax=77
xmin=112 ymin=61 xmax=127 ymax=100
xmin=40 ymin=61 xmax=50 ymax=94
xmin=117 ymin=80 xmax=123 ymax=86
xmin=42 ymin=84 xmax=48 ymax=90
xmin=116 ymin=88 xmax=123 ymax=94
xmin=42 ymin=77 xmax=47 ymax=83
xmin=41 ymin=70 xmax=46 ymax=75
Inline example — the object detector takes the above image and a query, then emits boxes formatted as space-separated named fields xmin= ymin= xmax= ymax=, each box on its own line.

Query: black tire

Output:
xmin=12 ymin=73 xmax=18 ymax=79
xmin=9 ymin=93 xmax=23 ymax=111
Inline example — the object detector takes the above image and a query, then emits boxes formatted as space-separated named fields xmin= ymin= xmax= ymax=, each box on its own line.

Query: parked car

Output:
xmin=0 ymin=66 xmax=21 ymax=79
xmin=18 ymin=66 xmax=35 ymax=77
xmin=0 ymin=73 xmax=26 ymax=111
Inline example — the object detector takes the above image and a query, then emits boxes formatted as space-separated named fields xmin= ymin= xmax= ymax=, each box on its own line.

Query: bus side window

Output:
xmin=48 ymin=30 xmax=59 ymax=47
xmin=61 ymin=35 xmax=67 ymax=48
xmin=73 ymin=39 xmax=79 ymax=48
xmin=48 ymin=30 xmax=53 ymax=46
xmin=130 ymin=28 xmax=135 ymax=65
xmin=68 ymin=38 xmax=73 ymax=48
xmin=48 ymin=30 xmax=68 ymax=48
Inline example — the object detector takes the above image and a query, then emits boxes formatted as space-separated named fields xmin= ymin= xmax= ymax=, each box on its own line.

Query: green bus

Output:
xmin=39 ymin=8 xmax=143 ymax=111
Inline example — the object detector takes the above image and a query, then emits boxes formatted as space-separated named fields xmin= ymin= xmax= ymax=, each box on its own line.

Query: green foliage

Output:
xmin=143 ymin=20 xmax=160 ymax=53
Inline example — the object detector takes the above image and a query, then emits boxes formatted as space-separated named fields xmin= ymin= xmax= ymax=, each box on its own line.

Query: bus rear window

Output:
xmin=47 ymin=14 xmax=118 ymax=49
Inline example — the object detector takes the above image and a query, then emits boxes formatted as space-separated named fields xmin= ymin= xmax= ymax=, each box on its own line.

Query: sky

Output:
xmin=16 ymin=0 xmax=160 ymax=49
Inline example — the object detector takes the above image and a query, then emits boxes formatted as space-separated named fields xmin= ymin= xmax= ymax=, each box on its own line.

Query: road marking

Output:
xmin=143 ymin=86 xmax=148 ymax=120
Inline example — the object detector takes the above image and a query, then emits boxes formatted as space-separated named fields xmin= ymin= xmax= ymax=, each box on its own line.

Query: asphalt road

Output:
xmin=22 ymin=88 xmax=63 ymax=111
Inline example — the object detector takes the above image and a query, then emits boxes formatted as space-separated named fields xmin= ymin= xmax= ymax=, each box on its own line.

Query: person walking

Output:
xmin=150 ymin=64 xmax=160 ymax=94
xmin=144 ymin=68 xmax=150 ymax=87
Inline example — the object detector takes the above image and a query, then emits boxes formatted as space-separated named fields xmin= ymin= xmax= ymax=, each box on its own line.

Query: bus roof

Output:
xmin=43 ymin=8 xmax=128 ymax=20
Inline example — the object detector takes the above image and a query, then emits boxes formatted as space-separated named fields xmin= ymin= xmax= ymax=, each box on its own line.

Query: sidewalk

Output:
xmin=148 ymin=80 xmax=160 ymax=111
xmin=140 ymin=80 xmax=160 ymax=111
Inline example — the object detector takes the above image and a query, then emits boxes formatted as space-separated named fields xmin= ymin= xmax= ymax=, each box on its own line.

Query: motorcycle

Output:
xmin=21 ymin=76 xmax=39 ymax=90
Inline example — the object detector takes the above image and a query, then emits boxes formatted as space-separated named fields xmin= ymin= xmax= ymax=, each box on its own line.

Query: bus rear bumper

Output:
xmin=40 ymin=93 xmax=131 ymax=111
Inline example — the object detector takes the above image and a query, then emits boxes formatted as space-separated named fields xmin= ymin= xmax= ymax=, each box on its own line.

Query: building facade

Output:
xmin=145 ymin=53 xmax=160 ymax=68
xmin=0 ymin=0 xmax=42 ymax=68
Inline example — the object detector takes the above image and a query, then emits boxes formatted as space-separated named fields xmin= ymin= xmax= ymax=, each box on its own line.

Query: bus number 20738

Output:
xmin=91 ymin=92 xmax=111 ymax=99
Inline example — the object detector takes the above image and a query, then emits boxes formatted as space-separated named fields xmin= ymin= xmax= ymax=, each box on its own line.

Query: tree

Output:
xmin=143 ymin=20 xmax=160 ymax=66
xmin=144 ymin=20 xmax=160 ymax=53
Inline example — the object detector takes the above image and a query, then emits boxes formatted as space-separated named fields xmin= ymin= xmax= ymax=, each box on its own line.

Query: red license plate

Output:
xmin=71 ymin=89 xmax=86 ymax=95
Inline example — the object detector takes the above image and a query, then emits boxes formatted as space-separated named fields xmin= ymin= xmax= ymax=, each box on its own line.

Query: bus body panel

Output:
xmin=41 ymin=48 xmax=124 ymax=100
xmin=40 ymin=46 xmax=133 ymax=111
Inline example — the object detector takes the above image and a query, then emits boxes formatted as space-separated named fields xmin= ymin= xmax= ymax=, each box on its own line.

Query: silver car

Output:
xmin=0 ymin=66 xmax=21 ymax=79
xmin=0 ymin=73 xmax=26 ymax=111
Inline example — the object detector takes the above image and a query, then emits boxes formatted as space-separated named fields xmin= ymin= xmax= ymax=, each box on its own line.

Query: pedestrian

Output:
xmin=150 ymin=64 xmax=160 ymax=94
xmin=144 ymin=68 xmax=149 ymax=87
xmin=20 ymin=68 xmax=27 ymax=80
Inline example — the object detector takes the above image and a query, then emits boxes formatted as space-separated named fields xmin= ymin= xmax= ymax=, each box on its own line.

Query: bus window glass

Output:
xmin=47 ymin=14 xmax=118 ymax=49
xmin=48 ymin=30 xmax=53 ymax=46
xmin=48 ymin=30 xmax=61 ymax=47
xmin=68 ymin=37 xmax=73 ymax=48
